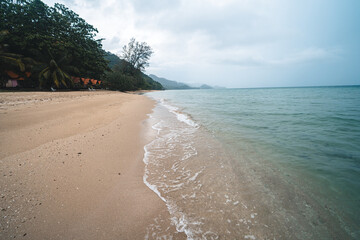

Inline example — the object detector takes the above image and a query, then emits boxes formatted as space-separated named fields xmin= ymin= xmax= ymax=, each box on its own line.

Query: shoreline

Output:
xmin=0 ymin=91 xmax=183 ymax=239
xmin=144 ymin=89 xmax=356 ymax=239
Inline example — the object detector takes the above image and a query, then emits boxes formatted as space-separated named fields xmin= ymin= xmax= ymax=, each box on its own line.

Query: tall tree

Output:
xmin=0 ymin=0 xmax=109 ymax=88
xmin=122 ymin=38 xmax=153 ymax=71
xmin=103 ymin=52 xmax=163 ymax=91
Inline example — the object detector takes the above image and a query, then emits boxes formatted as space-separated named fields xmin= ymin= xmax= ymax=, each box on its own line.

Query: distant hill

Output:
xmin=188 ymin=83 xmax=219 ymax=89
xmin=149 ymin=74 xmax=192 ymax=90
xmin=141 ymin=73 xmax=164 ymax=90
xmin=149 ymin=74 xmax=226 ymax=90
xmin=199 ymin=84 xmax=212 ymax=89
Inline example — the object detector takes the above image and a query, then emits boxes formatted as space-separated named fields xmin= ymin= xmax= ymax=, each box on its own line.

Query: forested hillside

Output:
xmin=0 ymin=0 xmax=163 ymax=91
xmin=103 ymin=52 xmax=163 ymax=91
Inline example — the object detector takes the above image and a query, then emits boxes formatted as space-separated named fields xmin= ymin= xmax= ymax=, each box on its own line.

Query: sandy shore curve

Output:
xmin=0 ymin=91 xmax=184 ymax=239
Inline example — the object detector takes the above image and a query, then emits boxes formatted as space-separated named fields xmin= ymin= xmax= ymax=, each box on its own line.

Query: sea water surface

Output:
xmin=144 ymin=86 xmax=360 ymax=239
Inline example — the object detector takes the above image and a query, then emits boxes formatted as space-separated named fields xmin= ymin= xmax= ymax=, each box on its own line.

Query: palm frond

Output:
xmin=39 ymin=67 xmax=50 ymax=88
xmin=16 ymin=59 xmax=25 ymax=72
xmin=43 ymin=70 xmax=51 ymax=80
xmin=63 ymin=71 xmax=73 ymax=87
xmin=57 ymin=69 xmax=68 ymax=88
xmin=39 ymin=67 xmax=50 ymax=79
xmin=53 ymin=71 xmax=60 ymax=88
xmin=22 ymin=57 xmax=38 ymax=65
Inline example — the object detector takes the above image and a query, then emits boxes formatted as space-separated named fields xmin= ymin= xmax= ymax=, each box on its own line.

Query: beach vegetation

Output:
xmin=0 ymin=37 xmax=37 ymax=86
xmin=122 ymin=38 xmax=153 ymax=72
xmin=102 ymin=52 xmax=163 ymax=91
xmin=0 ymin=0 xmax=108 ymax=89
xmin=38 ymin=59 xmax=72 ymax=89
xmin=0 ymin=0 xmax=163 ymax=91
xmin=0 ymin=52 xmax=32 ymax=84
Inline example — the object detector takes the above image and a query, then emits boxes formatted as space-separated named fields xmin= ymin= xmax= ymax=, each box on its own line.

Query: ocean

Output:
xmin=144 ymin=86 xmax=360 ymax=239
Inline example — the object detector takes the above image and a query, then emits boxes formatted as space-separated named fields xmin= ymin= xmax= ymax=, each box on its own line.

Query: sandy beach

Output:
xmin=0 ymin=91 xmax=183 ymax=239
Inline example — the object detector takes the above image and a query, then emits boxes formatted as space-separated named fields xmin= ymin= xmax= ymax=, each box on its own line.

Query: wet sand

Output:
xmin=0 ymin=91 xmax=184 ymax=239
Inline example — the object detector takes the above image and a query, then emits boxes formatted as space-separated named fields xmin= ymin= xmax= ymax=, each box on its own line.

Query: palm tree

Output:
xmin=38 ymin=50 xmax=78 ymax=89
xmin=39 ymin=59 xmax=72 ymax=89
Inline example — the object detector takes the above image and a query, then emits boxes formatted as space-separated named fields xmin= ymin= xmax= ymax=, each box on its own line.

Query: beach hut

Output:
xmin=72 ymin=76 xmax=81 ymax=83
xmin=81 ymin=78 xmax=90 ymax=85
xmin=4 ymin=70 xmax=30 ymax=88
xmin=6 ymin=79 xmax=19 ymax=87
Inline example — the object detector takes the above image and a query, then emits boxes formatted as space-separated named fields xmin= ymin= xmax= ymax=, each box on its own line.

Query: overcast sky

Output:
xmin=42 ymin=0 xmax=360 ymax=88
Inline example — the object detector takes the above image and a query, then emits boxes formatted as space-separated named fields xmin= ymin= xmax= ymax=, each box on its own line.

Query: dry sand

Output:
xmin=0 ymin=91 xmax=184 ymax=239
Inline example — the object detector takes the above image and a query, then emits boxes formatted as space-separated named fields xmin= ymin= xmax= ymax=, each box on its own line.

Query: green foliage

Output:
xmin=104 ymin=51 xmax=122 ymax=69
xmin=142 ymin=73 xmax=164 ymax=90
xmin=0 ymin=30 xmax=37 ymax=86
xmin=0 ymin=0 xmax=162 ymax=91
xmin=39 ymin=59 xmax=73 ymax=88
xmin=103 ymin=52 xmax=163 ymax=91
xmin=0 ymin=53 xmax=25 ymax=72
xmin=0 ymin=0 xmax=109 ymax=89
xmin=103 ymin=71 xmax=136 ymax=91
xmin=122 ymin=38 xmax=153 ymax=71
xmin=33 ymin=48 xmax=80 ymax=88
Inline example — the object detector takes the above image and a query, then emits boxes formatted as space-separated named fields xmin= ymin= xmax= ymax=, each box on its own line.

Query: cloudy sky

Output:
xmin=43 ymin=0 xmax=360 ymax=88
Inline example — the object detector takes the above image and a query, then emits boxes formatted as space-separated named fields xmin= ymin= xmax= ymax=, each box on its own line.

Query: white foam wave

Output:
xmin=143 ymin=122 xmax=195 ymax=239
xmin=152 ymin=120 xmax=164 ymax=134
xmin=142 ymin=100 xmax=209 ymax=239
xmin=143 ymin=145 xmax=167 ymax=203
xmin=159 ymin=99 xmax=198 ymax=128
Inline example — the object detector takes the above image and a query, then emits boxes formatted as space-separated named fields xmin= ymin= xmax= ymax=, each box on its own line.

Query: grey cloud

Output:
xmin=134 ymin=2 xmax=280 ymax=50
xmin=42 ymin=0 xmax=360 ymax=87
xmin=132 ymin=0 xmax=181 ymax=13
xmin=103 ymin=36 xmax=122 ymax=51
xmin=216 ymin=57 xmax=265 ymax=67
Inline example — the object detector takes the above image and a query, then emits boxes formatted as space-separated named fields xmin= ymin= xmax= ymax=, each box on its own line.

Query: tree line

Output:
xmin=0 ymin=0 xmax=163 ymax=91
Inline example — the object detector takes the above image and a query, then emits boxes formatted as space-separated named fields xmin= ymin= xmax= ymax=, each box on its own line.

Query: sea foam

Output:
xmin=160 ymin=98 xmax=198 ymax=128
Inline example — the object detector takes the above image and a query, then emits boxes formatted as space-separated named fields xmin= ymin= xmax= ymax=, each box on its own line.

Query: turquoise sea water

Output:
xmin=145 ymin=86 xmax=360 ymax=239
